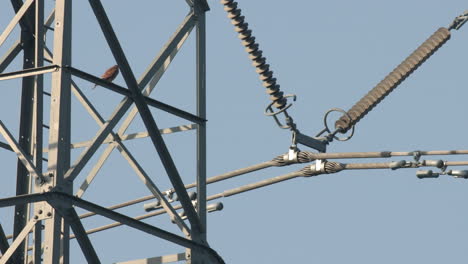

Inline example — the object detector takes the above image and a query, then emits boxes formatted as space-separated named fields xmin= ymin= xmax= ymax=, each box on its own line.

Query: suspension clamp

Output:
xmin=281 ymin=146 xmax=299 ymax=165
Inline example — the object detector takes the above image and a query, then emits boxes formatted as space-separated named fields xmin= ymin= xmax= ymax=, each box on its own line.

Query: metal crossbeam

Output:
xmin=65 ymin=66 xmax=205 ymax=124
xmin=0 ymin=65 xmax=59 ymax=81
xmin=64 ymin=125 xmax=196 ymax=150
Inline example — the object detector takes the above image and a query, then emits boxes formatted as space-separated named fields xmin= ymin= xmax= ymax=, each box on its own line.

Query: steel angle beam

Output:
xmin=144 ymin=97 xmax=206 ymax=124
xmin=0 ymin=141 xmax=13 ymax=151
xmin=66 ymin=66 xmax=205 ymax=124
xmin=32 ymin=222 xmax=41 ymax=264
xmin=65 ymin=66 xmax=129 ymax=94
xmin=0 ymin=223 xmax=9 ymax=254
xmin=43 ymin=0 xmax=73 ymax=262
xmin=0 ymin=65 xmax=59 ymax=81
xmin=0 ymin=121 xmax=44 ymax=182
xmin=137 ymin=13 xmax=195 ymax=90
xmin=88 ymin=0 xmax=202 ymax=233
xmin=192 ymin=6 xmax=208 ymax=263
xmin=118 ymin=125 xmax=196 ymax=141
xmin=185 ymin=0 xmax=194 ymax=7
xmin=9 ymin=0 xmax=34 ymax=31
xmin=0 ymin=41 xmax=22 ymax=73
xmin=194 ymin=0 xmax=210 ymax=11
xmin=115 ymin=253 xmax=186 ymax=264
xmin=115 ymin=142 xmax=191 ymax=236
xmin=56 ymin=208 xmax=100 ymax=264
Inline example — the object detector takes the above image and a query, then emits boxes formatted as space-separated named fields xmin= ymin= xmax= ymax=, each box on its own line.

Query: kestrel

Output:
xmin=93 ymin=64 xmax=119 ymax=89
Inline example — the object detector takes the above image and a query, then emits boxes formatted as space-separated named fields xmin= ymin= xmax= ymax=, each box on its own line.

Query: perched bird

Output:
xmin=93 ymin=65 xmax=119 ymax=89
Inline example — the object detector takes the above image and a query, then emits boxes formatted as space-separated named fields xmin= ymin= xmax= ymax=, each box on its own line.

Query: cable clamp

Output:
xmin=315 ymin=159 xmax=324 ymax=172
xmin=449 ymin=10 xmax=468 ymax=30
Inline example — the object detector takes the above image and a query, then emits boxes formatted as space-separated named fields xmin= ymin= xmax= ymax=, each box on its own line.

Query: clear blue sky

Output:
xmin=1 ymin=0 xmax=468 ymax=263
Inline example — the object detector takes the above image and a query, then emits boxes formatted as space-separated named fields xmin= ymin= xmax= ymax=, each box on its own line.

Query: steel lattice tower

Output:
xmin=0 ymin=0 xmax=223 ymax=263
xmin=1 ymin=0 xmax=468 ymax=263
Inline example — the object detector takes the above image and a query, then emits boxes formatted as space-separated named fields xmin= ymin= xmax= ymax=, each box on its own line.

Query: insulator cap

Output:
xmin=259 ymin=70 xmax=273 ymax=81
xmin=245 ymin=43 xmax=259 ymax=54
xmin=252 ymin=57 xmax=266 ymax=67
xmin=238 ymin=29 xmax=252 ymax=40
xmin=262 ymin=77 xmax=276 ymax=88
xmin=223 ymin=2 xmax=237 ymax=11
xmin=255 ymin=63 xmax=270 ymax=74
xmin=234 ymin=23 xmax=248 ymax=33
xmin=248 ymin=50 xmax=263 ymax=60
xmin=230 ymin=15 xmax=245 ymax=26
xmin=265 ymin=84 xmax=280 ymax=95
xmin=269 ymin=91 xmax=284 ymax=101
xmin=227 ymin=9 xmax=241 ymax=19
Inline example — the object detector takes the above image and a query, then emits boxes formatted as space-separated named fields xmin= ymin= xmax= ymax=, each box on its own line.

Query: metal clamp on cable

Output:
xmin=389 ymin=160 xmax=407 ymax=170
xmin=420 ymin=160 xmax=444 ymax=168
xmin=449 ymin=10 xmax=468 ymax=30
xmin=447 ymin=170 xmax=468 ymax=179
xmin=416 ymin=170 xmax=440 ymax=179
xmin=281 ymin=146 xmax=299 ymax=165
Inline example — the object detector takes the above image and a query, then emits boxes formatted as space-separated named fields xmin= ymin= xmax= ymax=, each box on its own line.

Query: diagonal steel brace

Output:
xmin=88 ymin=0 xmax=203 ymax=233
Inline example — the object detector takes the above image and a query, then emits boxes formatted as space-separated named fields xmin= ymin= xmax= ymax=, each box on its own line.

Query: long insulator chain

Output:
xmin=334 ymin=27 xmax=451 ymax=133
xmin=221 ymin=0 xmax=287 ymax=109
